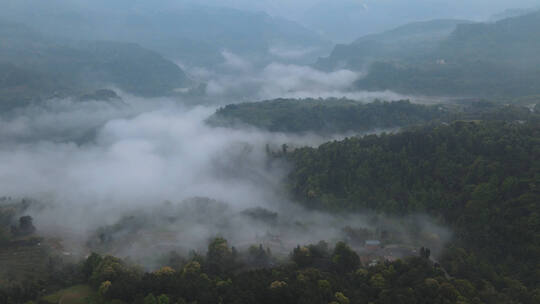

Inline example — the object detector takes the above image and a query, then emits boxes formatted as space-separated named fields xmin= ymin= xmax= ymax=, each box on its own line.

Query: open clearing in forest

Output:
xmin=41 ymin=284 xmax=95 ymax=304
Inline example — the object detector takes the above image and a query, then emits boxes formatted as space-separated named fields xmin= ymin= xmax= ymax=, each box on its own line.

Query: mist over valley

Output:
xmin=1 ymin=1 xmax=540 ymax=304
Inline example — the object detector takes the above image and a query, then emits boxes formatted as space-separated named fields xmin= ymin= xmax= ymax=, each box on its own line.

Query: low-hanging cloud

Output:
xmin=0 ymin=101 xmax=281 ymax=218
xmin=185 ymin=50 xmax=427 ymax=103
xmin=0 ymin=95 xmax=451 ymax=265
xmin=268 ymin=46 xmax=319 ymax=59
xmin=221 ymin=50 xmax=253 ymax=72
xmin=202 ymin=58 xmax=362 ymax=100
xmin=0 ymin=96 xmax=365 ymax=231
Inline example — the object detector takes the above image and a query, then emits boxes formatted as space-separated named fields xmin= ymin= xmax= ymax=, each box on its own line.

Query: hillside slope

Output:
xmin=316 ymin=19 xmax=470 ymax=71
xmin=0 ymin=4 xmax=331 ymax=67
xmin=285 ymin=121 xmax=540 ymax=289
xmin=0 ymin=21 xmax=190 ymax=109
xmin=209 ymin=98 xmax=539 ymax=134
xmin=320 ymin=11 xmax=540 ymax=98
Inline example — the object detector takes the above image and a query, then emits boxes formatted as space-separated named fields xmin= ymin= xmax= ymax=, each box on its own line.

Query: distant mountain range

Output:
xmin=488 ymin=7 xmax=540 ymax=21
xmin=0 ymin=4 xmax=331 ymax=67
xmin=438 ymin=10 xmax=540 ymax=68
xmin=318 ymin=10 xmax=540 ymax=98
xmin=316 ymin=19 xmax=471 ymax=71
xmin=0 ymin=21 xmax=190 ymax=109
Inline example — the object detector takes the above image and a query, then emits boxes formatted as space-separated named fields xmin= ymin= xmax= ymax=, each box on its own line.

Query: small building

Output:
xmin=365 ymin=240 xmax=381 ymax=251
xmin=368 ymin=259 xmax=380 ymax=267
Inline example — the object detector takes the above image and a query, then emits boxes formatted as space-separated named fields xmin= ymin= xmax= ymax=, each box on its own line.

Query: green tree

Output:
xmin=335 ymin=292 xmax=350 ymax=304
xmin=157 ymin=294 xmax=170 ymax=304
xmin=206 ymin=237 xmax=235 ymax=274
xmin=143 ymin=293 xmax=157 ymax=304
xmin=332 ymin=242 xmax=360 ymax=273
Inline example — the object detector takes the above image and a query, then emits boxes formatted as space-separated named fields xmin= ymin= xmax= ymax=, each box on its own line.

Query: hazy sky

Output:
xmin=204 ymin=0 xmax=539 ymax=40
xmin=2 ymin=0 xmax=538 ymax=42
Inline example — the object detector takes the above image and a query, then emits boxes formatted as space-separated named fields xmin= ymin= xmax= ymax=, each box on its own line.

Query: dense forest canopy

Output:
xmin=210 ymin=98 xmax=540 ymax=134
xmin=284 ymin=121 xmax=540 ymax=290
xmin=209 ymin=99 xmax=445 ymax=134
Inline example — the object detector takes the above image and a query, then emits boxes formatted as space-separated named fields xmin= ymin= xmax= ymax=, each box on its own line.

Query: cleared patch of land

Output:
xmin=0 ymin=240 xmax=49 ymax=282
xmin=41 ymin=284 xmax=96 ymax=304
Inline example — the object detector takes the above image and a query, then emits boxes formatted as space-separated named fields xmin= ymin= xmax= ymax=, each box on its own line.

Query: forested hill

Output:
xmin=438 ymin=10 xmax=540 ymax=69
xmin=0 ymin=21 xmax=190 ymax=109
xmin=316 ymin=19 xmax=470 ymax=71
xmin=489 ymin=7 xmax=540 ymax=21
xmin=209 ymin=99 xmax=445 ymax=134
xmin=209 ymin=98 xmax=539 ymax=134
xmin=355 ymin=10 xmax=540 ymax=98
xmin=319 ymin=11 xmax=540 ymax=98
xmin=0 ymin=4 xmax=331 ymax=67
xmin=285 ymin=121 xmax=540 ymax=290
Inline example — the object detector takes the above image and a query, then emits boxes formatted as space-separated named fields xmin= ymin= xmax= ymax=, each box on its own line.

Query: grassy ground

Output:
xmin=41 ymin=284 xmax=96 ymax=304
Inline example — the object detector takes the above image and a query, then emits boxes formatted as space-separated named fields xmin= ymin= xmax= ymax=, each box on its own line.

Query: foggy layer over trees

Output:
xmin=1 ymin=1 xmax=540 ymax=303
